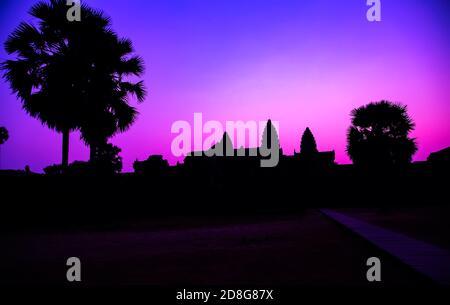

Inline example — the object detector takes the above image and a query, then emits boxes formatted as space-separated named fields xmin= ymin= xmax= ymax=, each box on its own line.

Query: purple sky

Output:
xmin=1 ymin=0 xmax=450 ymax=172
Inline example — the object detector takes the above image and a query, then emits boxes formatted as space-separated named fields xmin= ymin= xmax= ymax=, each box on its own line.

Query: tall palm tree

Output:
xmin=1 ymin=0 xmax=113 ymax=168
xmin=77 ymin=32 xmax=146 ymax=161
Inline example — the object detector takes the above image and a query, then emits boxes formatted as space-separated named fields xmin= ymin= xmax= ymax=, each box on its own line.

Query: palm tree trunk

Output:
xmin=62 ymin=128 xmax=70 ymax=168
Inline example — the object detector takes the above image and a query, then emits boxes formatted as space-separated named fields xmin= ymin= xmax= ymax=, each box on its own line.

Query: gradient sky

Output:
xmin=1 ymin=0 xmax=449 ymax=172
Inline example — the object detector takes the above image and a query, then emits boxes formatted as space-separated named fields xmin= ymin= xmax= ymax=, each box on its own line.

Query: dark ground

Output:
xmin=337 ymin=207 xmax=450 ymax=250
xmin=0 ymin=169 xmax=448 ymax=288
xmin=0 ymin=210 xmax=433 ymax=286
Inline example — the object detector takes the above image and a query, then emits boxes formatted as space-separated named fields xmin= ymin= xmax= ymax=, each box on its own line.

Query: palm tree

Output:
xmin=77 ymin=32 xmax=146 ymax=161
xmin=1 ymin=0 xmax=113 ymax=168
xmin=347 ymin=100 xmax=418 ymax=168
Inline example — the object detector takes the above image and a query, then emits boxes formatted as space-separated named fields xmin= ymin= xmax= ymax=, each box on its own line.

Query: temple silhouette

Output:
xmin=134 ymin=120 xmax=336 ymax=176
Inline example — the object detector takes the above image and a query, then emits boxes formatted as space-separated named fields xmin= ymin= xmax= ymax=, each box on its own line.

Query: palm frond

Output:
xmin=120 ymin=81 xmax=147 ymax=102
xmin=1 ymin=59 xmax=35 ymax=100
xmin=4 ymin=22 xmax=42 ymax=57
xmin=118 ymin=56 xmax=145 ymax=76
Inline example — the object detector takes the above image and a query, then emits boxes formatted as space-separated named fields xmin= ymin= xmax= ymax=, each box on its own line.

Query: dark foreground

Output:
xmin=0 ymin=210 xmax=434 ymax=286
xmin=0 ymin=169 xmax=448 ymax=296
xmin=0 ymin=165 xmax=448 ymax=231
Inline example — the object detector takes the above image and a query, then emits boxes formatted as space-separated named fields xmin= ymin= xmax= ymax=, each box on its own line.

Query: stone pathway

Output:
xmin=320 ymin=209 xmax=450 ymax=285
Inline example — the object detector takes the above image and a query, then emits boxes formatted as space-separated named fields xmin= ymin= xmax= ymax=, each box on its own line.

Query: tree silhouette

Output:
xmin=300 ymin=127 xmax=318 ymax=157
xmin=0 ymin=127 xmax=8 ymax=145
xmin=1 ymin=0 xmax=123 ymax=168
xmin=0 ymin=126 xmax=8 ymax=169
xmin=347 ymin=101 xmax=417 ymax=168
xmin=77 ymin=32 xmax=146 ymax=161
xmin=91 ymin=143 xmax=123 ymax=174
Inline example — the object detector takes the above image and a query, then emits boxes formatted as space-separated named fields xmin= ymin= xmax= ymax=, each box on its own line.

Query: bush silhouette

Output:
xmin=44 ymin=143 xmax=122 ymax=175
xmin=347 ymin=101 xmax=417 ymax=168
xmin=92 ymin=143 xmax=123 ymax=174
